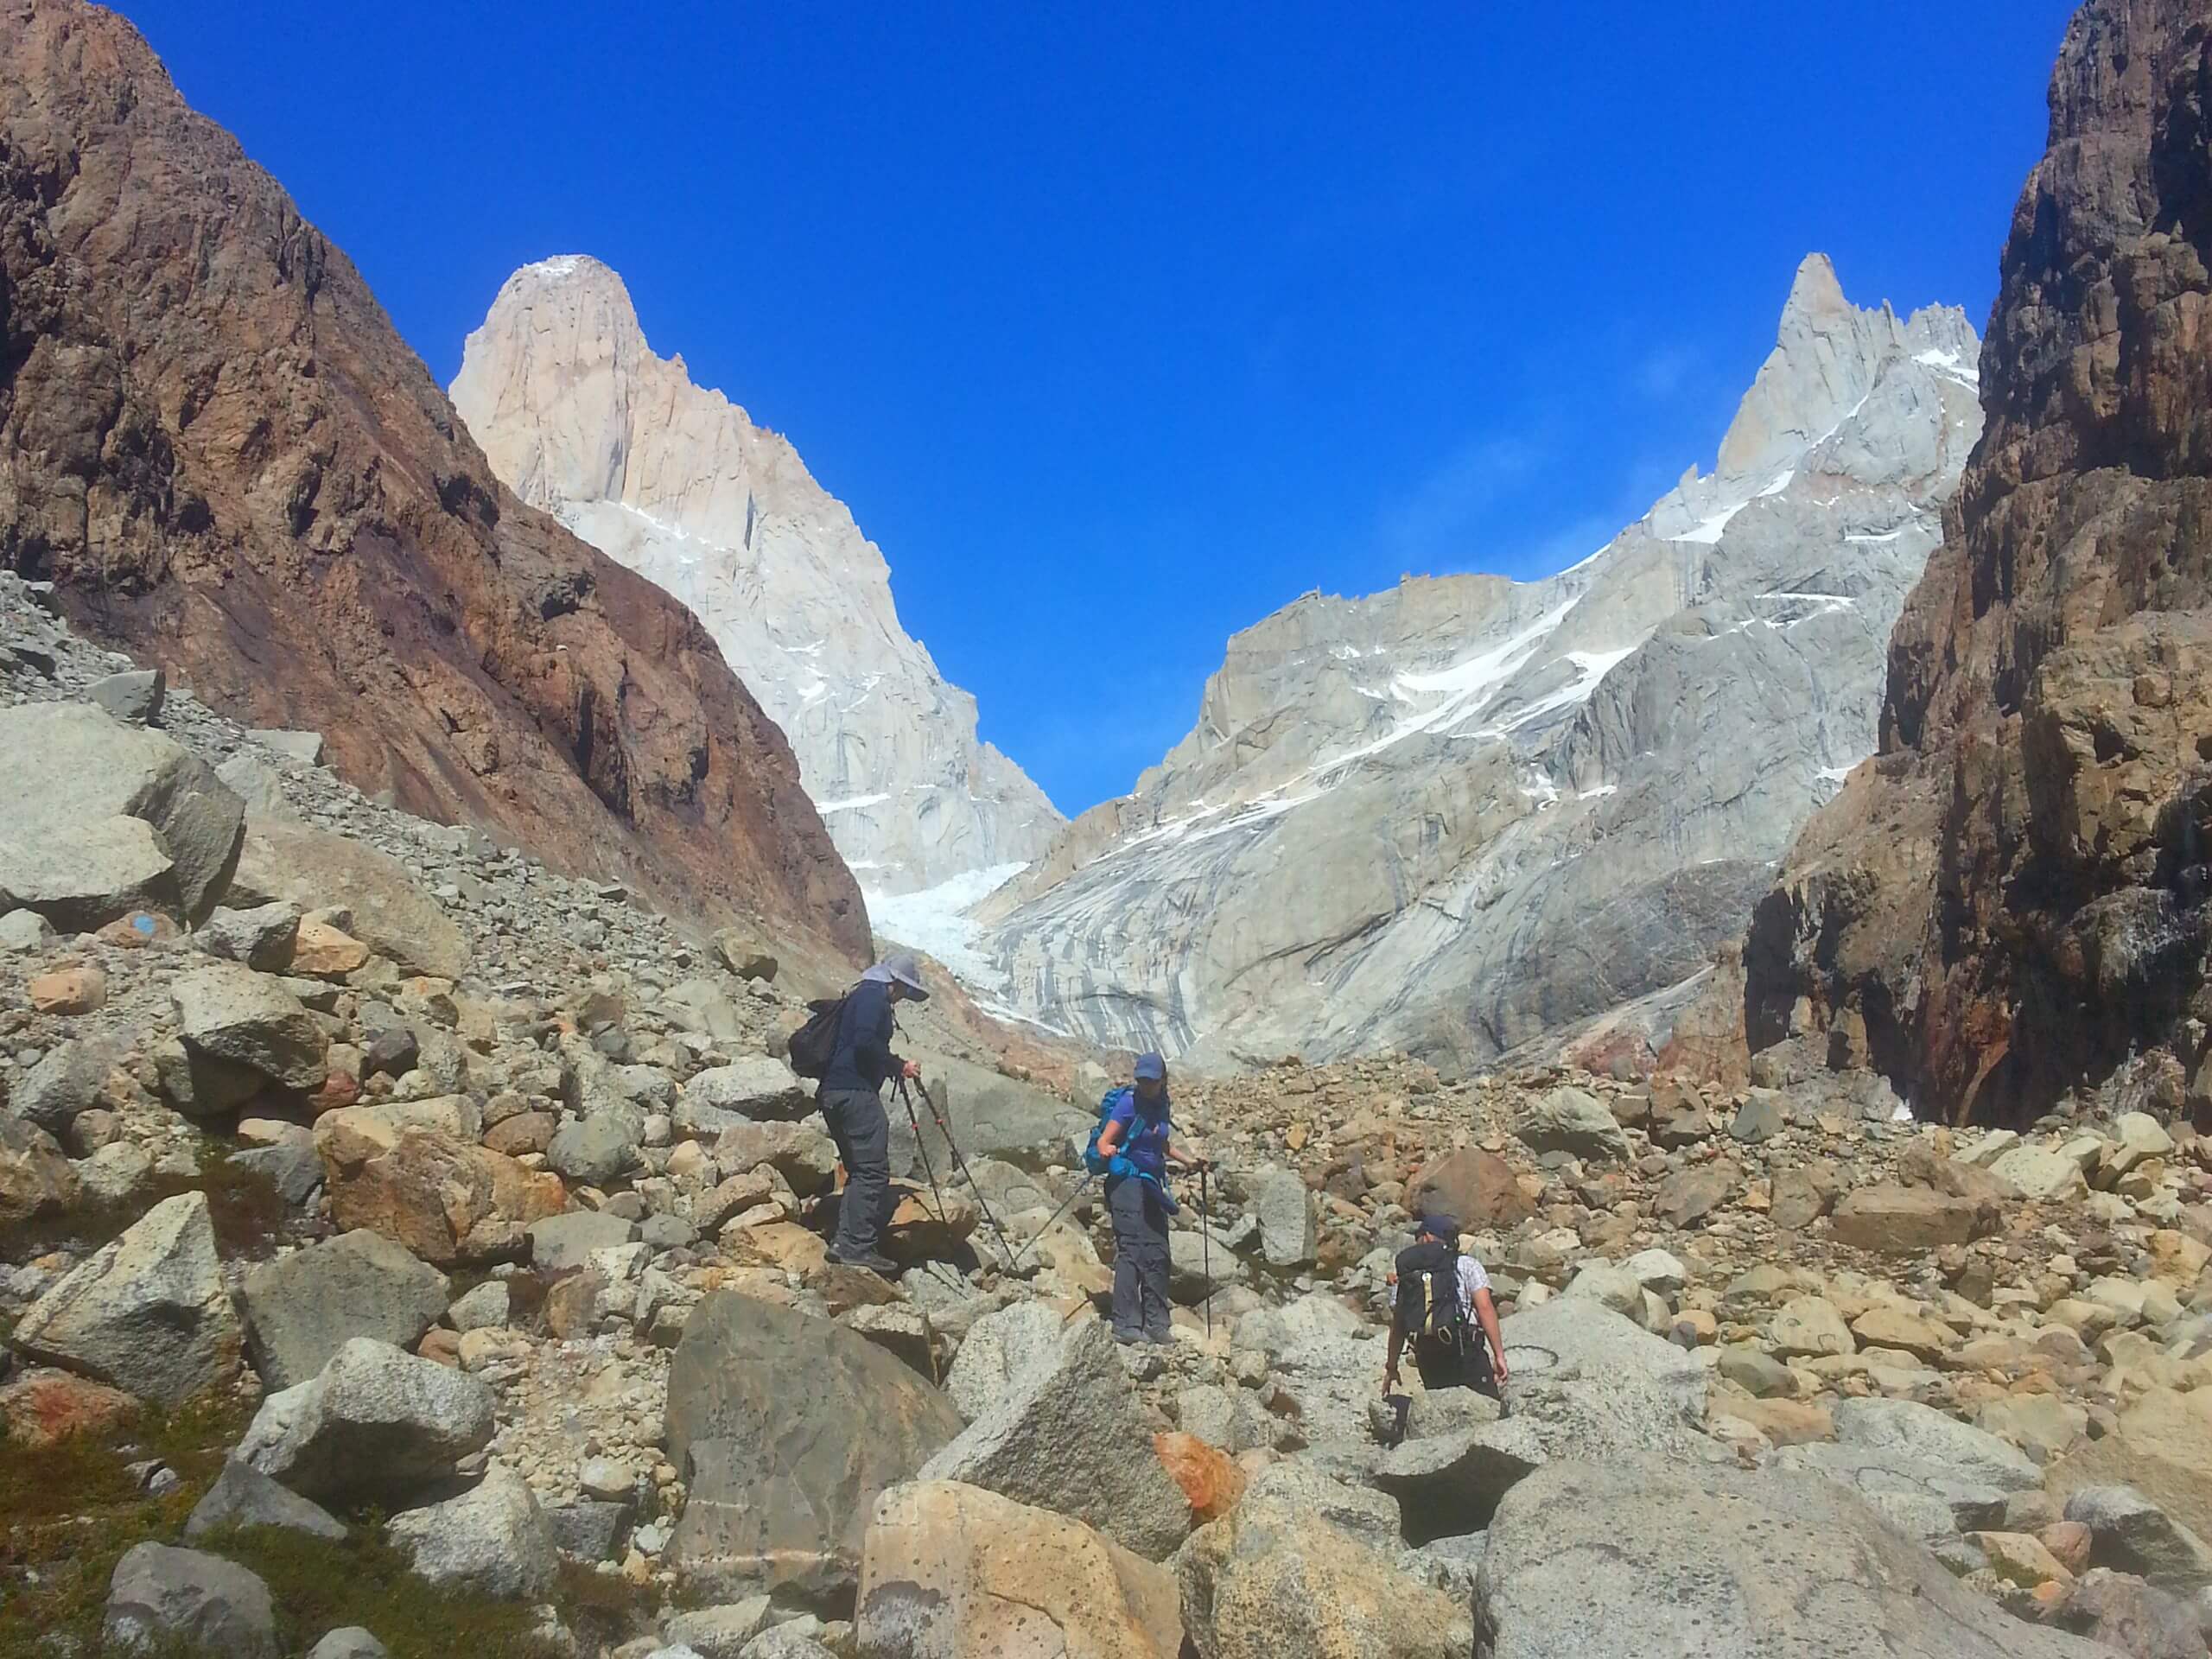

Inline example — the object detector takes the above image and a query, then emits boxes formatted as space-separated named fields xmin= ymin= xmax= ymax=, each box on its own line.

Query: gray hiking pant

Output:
xmin=1108 ymin=1174 xmax=1171 ymax=1338
xmin=822 ymin=1085 xmax=891 ymax=1258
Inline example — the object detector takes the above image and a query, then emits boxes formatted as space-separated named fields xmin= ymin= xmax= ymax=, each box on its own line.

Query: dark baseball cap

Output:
xmin=1133 ymin=1052 xmax=1166 ymax=1082
xmin=1419 ymin=1213 xmax=1459 ymax=1239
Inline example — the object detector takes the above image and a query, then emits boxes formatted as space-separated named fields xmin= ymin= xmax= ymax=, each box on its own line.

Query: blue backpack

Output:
xmin=1084 ymin=1088 xmax=1179 ymax=1212
xmin=1083 ymin=1087 xmax=1132 ymax=1177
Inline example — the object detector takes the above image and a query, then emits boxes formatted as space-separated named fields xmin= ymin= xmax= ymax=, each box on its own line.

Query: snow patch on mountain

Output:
xmin=976 ymin=254 xmax=1986 ymax=1073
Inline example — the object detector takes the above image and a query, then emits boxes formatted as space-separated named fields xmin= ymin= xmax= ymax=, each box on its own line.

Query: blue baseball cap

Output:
xmin=1133 ymin=1052 xmax=1166 ymax=1082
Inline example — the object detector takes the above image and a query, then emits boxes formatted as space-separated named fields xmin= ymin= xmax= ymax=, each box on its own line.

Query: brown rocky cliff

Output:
xmin=1744 ymin=0 xmax=2212 ymax=1122
xmin=0 ymin=0 xmax=868 ymax=963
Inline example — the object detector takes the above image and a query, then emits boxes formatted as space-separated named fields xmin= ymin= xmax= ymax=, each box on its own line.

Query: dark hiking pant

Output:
xmin=822 ymin=1085 xmax=891 ymax=1258
xmin=1414 ymin=1323 xmax=1498 ymax=1399
xmin=1108 ymin=1174 xmax=1172 ymax=1339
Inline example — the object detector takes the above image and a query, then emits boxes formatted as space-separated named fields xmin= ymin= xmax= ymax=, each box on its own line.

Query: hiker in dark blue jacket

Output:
xmin=1094 ymin=1052 xmax=1208 ymax=1344
xmin=819 ymin=952 xmax=929 ymax=1274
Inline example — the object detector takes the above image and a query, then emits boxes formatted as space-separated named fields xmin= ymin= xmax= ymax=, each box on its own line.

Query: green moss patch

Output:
xmin=555 ymin=1555 xmax=666 ymax=1653
xmin=0 ymin=1395 xmax=244 ymax=1649
xmin=200 ymin=1523 xmax=563 ymax=1658
xmin=0 ymin=1394 xmax=593 ymax=1658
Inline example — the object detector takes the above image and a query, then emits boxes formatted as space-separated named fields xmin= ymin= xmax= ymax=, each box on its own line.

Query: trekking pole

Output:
xmin=1007 ymin=1169 xmax=1097 ymax=1271
xmin=894 ymin=1075 xmax=956 ymax=1230
xmin=898 ymin=1076 xmax=1020 ymax=1271
xmin=1198 ymin=1162 xmax=1213 ymax=1339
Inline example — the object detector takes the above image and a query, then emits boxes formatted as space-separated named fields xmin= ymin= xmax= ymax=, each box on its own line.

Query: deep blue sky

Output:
xmin=116 ymin=2 xmax=2077 ymax=817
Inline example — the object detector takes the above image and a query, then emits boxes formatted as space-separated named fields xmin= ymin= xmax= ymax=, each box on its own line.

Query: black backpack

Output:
xmin=1395 ymin=1238 xmax=1467 ymax=1349
xmin=786 ymin=995 xmax=847 ymax=1081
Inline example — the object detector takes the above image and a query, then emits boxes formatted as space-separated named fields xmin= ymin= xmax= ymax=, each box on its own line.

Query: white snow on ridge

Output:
xmin=1667 ymin=468 xmax=1796 ymax=547
xmin=1481 ymin=644 xmax=1639 ymax=738
xmin=1672 ymin=498 xmax=1748 ymax=546
xmin=867 ymin=861 xmax=1029 ymax=991
xmin=817 ymin=792 xmax=892 ymax=814
xmin=1915 ymin=347 xmax=1980 ymax=391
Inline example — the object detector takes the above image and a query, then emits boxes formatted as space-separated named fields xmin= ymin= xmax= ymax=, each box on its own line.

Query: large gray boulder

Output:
xmin=1240 ymin=1459 xmax=1404 ymax=1554
xmin=1516 ymin=1086 xmax=1632 ymax=1162
xmin=186 ymin=1459 xmax=349 ymax=1543
xmin=1250 ymin=1165 xmax=1318 ymax=1268
xmin=230 ymin=1127 xmax=325 ymax=1207
xmin=661 ymin=1599 xmax=774 ymax=1656
xmin=236 ymin=1337 xmax=495 ymax=1505
xmin=0 ymin=702 xmax=245 ymax=927
xmin=248 ymin=728 xmax=327 ymax=765
xmin=12 ymin=1038 xmax=111 ymax=1135
xmin=0 ymin=813 xmax=175 ymax=933
xmin=683 ymin=1057 xmax=810 ymax=1129
xmin=666 ymin=1292 xmax=963 ymax=1604
xmin=1173 ymin=1490 xmax=1471 ymax=1659
xmin=1475 ymin=1459 xmax=2119 ymax=1658
xmin=11 ymin=1191 xmax=244 ymax=1406
xmin=1168 ymin=1230 xmax=1247 ymax=1302
xmin=918 ymin=1316 xmax=1192 ymax=1560
xmin=1227 ymin=1293 xmax=1377 ymax=1446
xmin=226 ymin=816 xmax=469 ymax=978
xmin=196 ymin=901 xmax=302 ymax=972
xmin=527 ymin=1209 xmax=639 ymax=1272
xmin=2063 ymin=1485 xmax=2212 ymax=1593
xmin=660 ymin=977 xmax=747 ymax=1040
xmin=1776 ymin=1397 xmax=2042 ymax=1532
xmin=743 ymin=1625 xmax=842 ymax=1659
xmin=1375 ymin=1300 xmax=1707 ymax=1539
xmin=547 ymin=1107 xmax=645 ymax=1185
xmin=941 ymin=1299 xmax=1069 ymax=1422
xmin=386 ymin=1464 xmax=559 ymax=1600
xmin=909 ymin=1052 xmax=1090 ymax=1164
xmin=89 ymin=668 xmax=164 ymax=725
xmin=712 ymin=1117 xmax=840 ymax=1198
xmin=241 ymin=1230 xmax=451 ymax=1390
xmin=172 ymin=964 xmax=329 ymax=1091
xmin=104 ymin=1542 xmax=276 ymax=1658
xmin=0 ymin=906 xmax=54 ymax=951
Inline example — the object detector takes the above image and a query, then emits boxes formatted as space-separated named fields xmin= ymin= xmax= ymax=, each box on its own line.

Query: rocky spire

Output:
xmin=452 ymin=257 xmax=1065 ymax=899
xmin=1717 ymin=253 xmax=1973 ymax=482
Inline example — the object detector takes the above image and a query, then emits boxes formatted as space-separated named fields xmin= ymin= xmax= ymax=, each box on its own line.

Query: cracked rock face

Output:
xmin=980 ymin=257 xmax=1980 ymax=1075
xmin=451 ymin=255 xmax=1064 ymax=898
xmin=1742 ymin=0 xmax=2212 ymax=1123
xmin=10 ymin=1191 xmax=244 ymax=1407
xmin=1475 ymin=1459 xmax=2118 ymax=1659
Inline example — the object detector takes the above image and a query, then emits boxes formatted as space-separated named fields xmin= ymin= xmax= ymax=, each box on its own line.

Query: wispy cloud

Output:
xmin=1633 ymin=343 xmax=1699 ymax=401
xmin=1375 ymin=434 xmax=1547 ymax=568
xmin=1510 ymin=512 xmax=1625 ymax=579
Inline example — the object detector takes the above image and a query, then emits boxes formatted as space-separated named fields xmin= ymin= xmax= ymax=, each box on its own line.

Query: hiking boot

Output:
xmin=826 ymin=1247 xmax=899 ymax=1277
xmin=1113 ymin=1327 xmax=1144 ymax=1345
xmin=1146 ymin=1325 xmax=1174 ymax=1345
